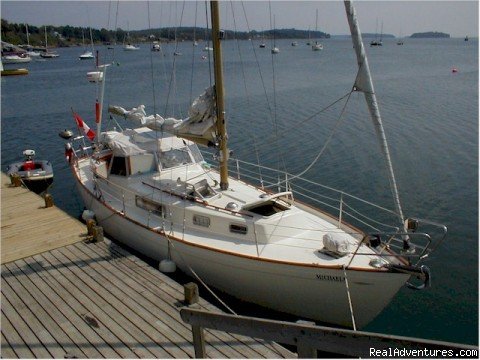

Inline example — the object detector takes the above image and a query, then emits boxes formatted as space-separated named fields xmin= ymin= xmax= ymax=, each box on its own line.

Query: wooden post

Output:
xmin=296 ymin=320 xmax=317 ymax=358
xmin=192 ymin=325 xmax=206 ymax=358
xmin=44 ymin=194 xmax=54 ymax=208
xmin=86 ymin=219 xmax=97 ymax=235
xmin=92 ymin=226 xmax=104 ymax=242
xmin=11 ymin=174 xmax=21 ymax=187
xmin=184 ymin=282 xmax=199 ymax=305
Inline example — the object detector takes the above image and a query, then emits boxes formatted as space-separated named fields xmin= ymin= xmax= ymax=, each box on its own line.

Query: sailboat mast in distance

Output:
xmin=210 ymin=0 xmax=229 ymax=190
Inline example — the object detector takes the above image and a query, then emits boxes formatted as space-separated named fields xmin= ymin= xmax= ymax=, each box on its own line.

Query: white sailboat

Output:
xmin=123 ymin=23 xmax=140 ymax=51
xmin=370 ymin=19 xmax=383 ymax=46
xmin=25 ymin=24 xmax=41 ymax=57
xmin=312 ymin=9 xmax=324 ymax=51
xmin=79 ymin=28 xmax=95 ymax=60
xmin=40 ymin=26 xmax=59 ymax=58
xmin=61 ymin=0 xmax=446 ymax=329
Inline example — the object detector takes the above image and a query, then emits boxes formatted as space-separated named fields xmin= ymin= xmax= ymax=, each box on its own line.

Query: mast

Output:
xmin=44 ymin=26 xmax=48 ymax=52
xmin=210 ymin=0 xmax=229 ymax=190
xmin=343 ymin=0 xmax=405 ymax=228
xmin=26 ymin=24 xmax=30 ymax=46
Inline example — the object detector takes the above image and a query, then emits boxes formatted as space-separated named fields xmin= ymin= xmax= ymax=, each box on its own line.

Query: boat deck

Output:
xmin=1 ymin=173 xmax=293 ymax=358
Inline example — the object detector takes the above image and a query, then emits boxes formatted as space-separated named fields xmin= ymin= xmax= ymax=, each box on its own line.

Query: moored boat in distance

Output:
xmin=124 ymin=44 xmax=140 ymax=51
xmin=79 ymin=51 xmax=94 ymax=60
xmin=370 ymin=19 xmax=383 ymax=46
xmin=61 ymin=0 xmax=447 ymax=329
xmin=2 ymin=54 xmax=32 ymax=64
xmin=312 ymin=9 xmax=324 ymax=51
xmin=41 ymin=26 xmax=59 ymax=58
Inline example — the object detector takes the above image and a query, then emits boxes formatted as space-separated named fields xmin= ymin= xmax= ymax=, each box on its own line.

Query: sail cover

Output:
xmin=109 ymin=86 xmax=217 ymax=147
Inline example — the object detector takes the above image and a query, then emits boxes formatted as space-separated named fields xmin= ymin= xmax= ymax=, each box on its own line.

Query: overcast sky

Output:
xmin=1 ymin=1 xmax=478 ymax=38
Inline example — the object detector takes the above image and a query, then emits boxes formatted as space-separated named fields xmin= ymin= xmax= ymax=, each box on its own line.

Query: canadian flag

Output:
xmin=73 ymin=112 xmax=96 ymax=141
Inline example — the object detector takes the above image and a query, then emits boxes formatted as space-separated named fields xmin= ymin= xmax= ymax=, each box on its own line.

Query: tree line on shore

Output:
xmin=1 ymin=19 xmax=330 ymax=47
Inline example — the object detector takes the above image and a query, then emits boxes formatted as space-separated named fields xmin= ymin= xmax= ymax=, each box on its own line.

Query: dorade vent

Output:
xmin=135 ymin=196 xmax=165 ymax=217
xmin=230 ymin=224 xmax=248 ymax=235
xmin=225 ymin=202 xmax=239 ymax=211
xmin=193 ymin=214 xmax=210 ymax=228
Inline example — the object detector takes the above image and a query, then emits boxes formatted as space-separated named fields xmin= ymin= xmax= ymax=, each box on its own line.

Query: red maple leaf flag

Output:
xmin=73 ymin=112 xmax=96 ymax=141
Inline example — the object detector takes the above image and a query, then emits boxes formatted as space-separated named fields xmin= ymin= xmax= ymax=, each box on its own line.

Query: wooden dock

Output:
xmin=1 ymin=174 xmax=293 ymax=358
xmin=1 ymin=173 xmax=86 ymax=264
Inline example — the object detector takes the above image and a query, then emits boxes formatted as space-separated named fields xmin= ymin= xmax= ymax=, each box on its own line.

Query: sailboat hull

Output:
xmin=73 ymin=160 xmax=408 ymax=329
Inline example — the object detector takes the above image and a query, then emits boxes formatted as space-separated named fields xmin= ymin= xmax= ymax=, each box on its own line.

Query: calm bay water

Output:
xmin=2 ymin=37 xmax=478 ymax=345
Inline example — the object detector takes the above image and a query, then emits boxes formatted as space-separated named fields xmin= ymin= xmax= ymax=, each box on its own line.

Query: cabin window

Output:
xmin=193 ymin=214 xmax=210 ymax=228
xmin=130 ymin=153 xmax=155 ymax=175
xmin=159 ymin=148 xmax=193 ymax=169
xmin=135 ymin=196 xmax=165 ymax=216
xmin=110 ymin=156 xmax=127 ymax=176
xmin=230 ymin=224 xmax=248 ymax=235
xmin=244 ymin=200 xmax=289 ymax=217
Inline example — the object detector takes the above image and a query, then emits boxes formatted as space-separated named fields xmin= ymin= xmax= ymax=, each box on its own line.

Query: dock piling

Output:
xmin=92 ymin=226 xmax=104 ymax=242
xmin=44 ymin=193 xmax=54 ymax=208
xmin=184 ymin=282 xmax=199 ymax=305
xmin=86 ymin=219 xmax=96 ymax=235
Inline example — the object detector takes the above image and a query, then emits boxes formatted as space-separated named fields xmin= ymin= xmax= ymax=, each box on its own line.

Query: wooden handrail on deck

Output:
xmin=180 ymin=307 xmax=478 ymax=358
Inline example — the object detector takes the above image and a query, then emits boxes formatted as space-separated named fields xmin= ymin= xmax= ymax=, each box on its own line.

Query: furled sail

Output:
xmin=108 ymin=86 xmax=217 ymax=147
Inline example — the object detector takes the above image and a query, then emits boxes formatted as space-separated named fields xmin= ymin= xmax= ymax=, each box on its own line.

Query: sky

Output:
xmin=1 ymin=1 xmax=478 ymax=38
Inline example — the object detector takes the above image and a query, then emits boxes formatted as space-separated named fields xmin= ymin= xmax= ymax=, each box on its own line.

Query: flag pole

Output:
xmin=71 ymin=107 xmax=87 ymax=150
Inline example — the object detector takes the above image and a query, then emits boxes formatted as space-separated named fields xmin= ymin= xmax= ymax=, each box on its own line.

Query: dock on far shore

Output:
xmin=1 ymin=173 xmax=294 ymax=358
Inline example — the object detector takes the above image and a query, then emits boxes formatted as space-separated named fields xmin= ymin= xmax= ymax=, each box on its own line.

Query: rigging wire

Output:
xmin=240 ymin=2 xmax=276 ymax=128
xmin=189 ymin=1 xmax=199 ymax=105
xmin=235 ymin=91 xmax=352 ymax=158
xmin=205 ymin=1 xmax=213 ymax=88
xmin=265 ymin=89 xmax=355 ymax=188
xmin=229 ymin=1 xmax=264 ymax=187
xmin=267 ymin=1 xmax=289 ymax=191
xmin=147 ymin=2 xmax=158 ymax=117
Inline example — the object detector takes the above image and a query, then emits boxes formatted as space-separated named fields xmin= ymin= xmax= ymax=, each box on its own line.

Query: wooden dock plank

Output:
xmin=55 ymin=245 xmax=189 ymax=358
xmin=20 ymin=256 xmax=122 ymax=359
xmin=3 ymin=262 xmax=88 ymax=358
xmin=1 ymin=310 xmax=36 ymax=359
xmin=1 ymin=173 xmax=86 ymax=264
xmin=36 ymin=251 xmax=148 ymax=358
xmin=47 ymin=247 xmax=171 ymax=358
xmin=6 ymin=259 xmax=104 ymax=359
xmin=1 ymin=281 xmax=57 ymax=358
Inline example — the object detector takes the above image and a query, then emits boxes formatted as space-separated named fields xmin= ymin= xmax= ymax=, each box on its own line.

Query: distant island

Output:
xmin=331 ymin=33 xmax=395 ymax=39
xmin=410 ymin=31 xmax=450 ymax=39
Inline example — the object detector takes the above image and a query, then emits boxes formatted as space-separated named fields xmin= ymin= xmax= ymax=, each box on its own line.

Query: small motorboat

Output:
xmin=6 ymin=150 xmax=54 ymax=194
